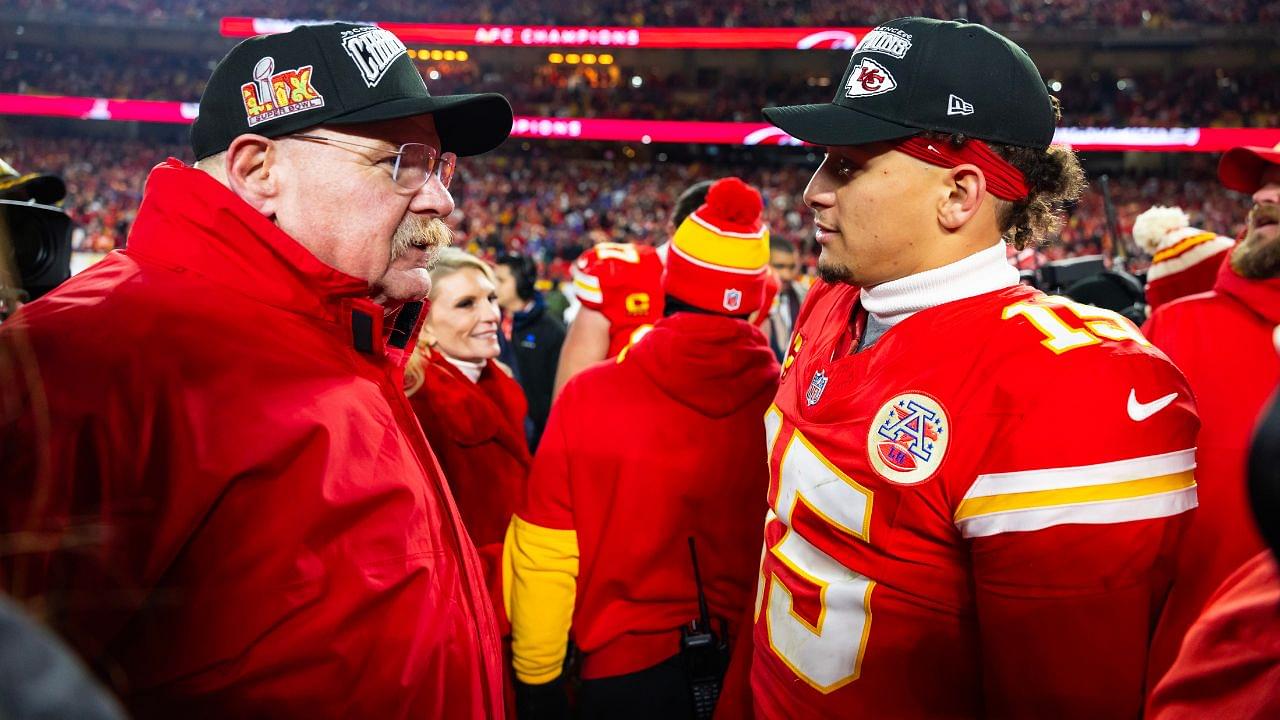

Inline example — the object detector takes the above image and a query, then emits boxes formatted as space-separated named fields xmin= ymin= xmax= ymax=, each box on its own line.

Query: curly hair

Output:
xmin=925 ymin=98 xmax=1087 ymax=250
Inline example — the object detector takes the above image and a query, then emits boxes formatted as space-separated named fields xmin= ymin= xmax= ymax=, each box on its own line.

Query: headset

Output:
xmin=500 ymin=253 xmax=538 ymax=301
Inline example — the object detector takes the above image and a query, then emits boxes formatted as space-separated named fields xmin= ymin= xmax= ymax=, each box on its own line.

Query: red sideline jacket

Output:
xmin=0 ymin=160 xmax=503 ymax=718
xmin=1145 ymin=260 xmax=1280 ymax=686
xmin=1149 ymin=551 xmax=1280 ymax=718
xmin=506 ymin=312 xmax=779 ymax=684
xmin=409 ymin=351 xmax=531 ymax=629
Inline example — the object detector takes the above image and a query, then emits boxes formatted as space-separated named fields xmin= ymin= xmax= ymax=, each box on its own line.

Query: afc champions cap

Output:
xmin=763 ymin=17 xmax=1057 ymax=150
xmin=191 ymin=22 xmax=513 ymax=159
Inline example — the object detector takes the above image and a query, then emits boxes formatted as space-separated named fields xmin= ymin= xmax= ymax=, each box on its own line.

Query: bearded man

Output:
xmin=1144 ymin=144 xmax=1280 ymax=690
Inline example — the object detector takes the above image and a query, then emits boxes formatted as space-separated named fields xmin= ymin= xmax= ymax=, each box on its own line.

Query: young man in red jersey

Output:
xmin=507 ymin=178 xmax=779 ymax=719
xmin=743 ymin=17 xmax=1199 ymax=718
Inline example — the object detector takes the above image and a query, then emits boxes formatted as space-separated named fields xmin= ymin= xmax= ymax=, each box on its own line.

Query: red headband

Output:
xmin=894 ymin=136 xmax=1030 ymax=201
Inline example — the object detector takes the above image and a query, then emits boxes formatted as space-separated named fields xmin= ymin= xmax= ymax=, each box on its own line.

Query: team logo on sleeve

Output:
xmin=868 ymin=393 xmax=949 ymax=484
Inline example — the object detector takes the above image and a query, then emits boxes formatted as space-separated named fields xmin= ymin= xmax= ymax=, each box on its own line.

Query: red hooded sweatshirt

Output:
xmin=1145 ymin=259 xmax=1280 ymax=690
xmin=505 ymin=312 xmax=780 ymax=685
xmin=0 ymin=160 xmax=503 ymax=718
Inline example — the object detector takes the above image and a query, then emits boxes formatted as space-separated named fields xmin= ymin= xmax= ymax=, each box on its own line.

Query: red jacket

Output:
xmin=408 ymin=351 xmax=531 ymax=626
xmin=0 ymin=160 xmax=503 ymax=718
xmin=506 ymin=312 xmax=780 ymax=684
xmin=1148 ymin=551 xmax=1280 ymax=719
xmin=1145 ymin=260 xmax=1280 ymax=687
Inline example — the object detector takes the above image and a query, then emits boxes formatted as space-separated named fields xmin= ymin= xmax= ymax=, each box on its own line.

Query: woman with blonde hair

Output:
xmin=405 ymin=248 xmax=530 ymax=630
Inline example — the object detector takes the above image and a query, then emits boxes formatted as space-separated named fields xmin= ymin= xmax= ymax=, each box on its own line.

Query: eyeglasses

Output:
xmin=288 ymin=133 xmax=457 ymax=190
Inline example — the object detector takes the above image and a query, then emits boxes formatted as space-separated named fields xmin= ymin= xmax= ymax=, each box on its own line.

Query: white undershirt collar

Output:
xmin=859 ymin=240 xmax=1018 ymax=328
xmin=444 ymin=354 xmax=485 ymax=383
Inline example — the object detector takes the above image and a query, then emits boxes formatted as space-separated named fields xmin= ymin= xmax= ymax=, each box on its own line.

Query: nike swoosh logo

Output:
xmin=1127 ymin=389 xmax=1179 ymax=422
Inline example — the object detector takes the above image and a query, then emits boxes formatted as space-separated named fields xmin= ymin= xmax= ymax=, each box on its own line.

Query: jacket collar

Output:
xmin=124 ymin=159 xmax=425 ymax=364
xmin=1215 ymin=255 xmax=1280 ymax=326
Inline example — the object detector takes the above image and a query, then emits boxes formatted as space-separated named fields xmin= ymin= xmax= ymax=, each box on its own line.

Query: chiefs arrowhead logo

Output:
xmin=844 ymin=57 xmax=897 ymax=99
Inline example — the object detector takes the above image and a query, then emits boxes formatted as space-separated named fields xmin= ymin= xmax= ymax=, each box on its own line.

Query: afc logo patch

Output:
xmin=867 ymin=392 xmax=949 ymax=485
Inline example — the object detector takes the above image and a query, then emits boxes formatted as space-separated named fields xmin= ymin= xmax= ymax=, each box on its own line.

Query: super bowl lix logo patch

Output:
xmin=868 ymin=392 xmax=949 ymax=484
xmin=844 ymin=57 xmax=897 ymax=99
xmin=241 ymin=56 xmax=325 ymax=127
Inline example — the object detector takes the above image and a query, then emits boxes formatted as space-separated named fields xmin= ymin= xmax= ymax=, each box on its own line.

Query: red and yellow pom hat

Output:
xmin=664 ymin=177 xmax=770 ymax=316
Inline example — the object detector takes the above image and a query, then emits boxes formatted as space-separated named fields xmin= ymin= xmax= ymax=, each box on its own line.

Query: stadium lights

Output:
xmin=546 ymin=52 xmax=613 ymax=66
xmin=1049 ymin=79 xmax=1063 ymax=92
xmin=408 ymin=48 xmax=469 ymax=62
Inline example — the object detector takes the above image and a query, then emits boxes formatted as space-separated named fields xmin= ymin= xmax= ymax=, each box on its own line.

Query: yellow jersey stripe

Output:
xmin=955 ymin=470 xmax=1195 ymax=521
xmin=956 ymin=486 xmax=1197 ymax=538
xmin=964 ymin=448 xmax=1195 ymax=499
xmin=673 ymin=219 xmax=769 ymax=271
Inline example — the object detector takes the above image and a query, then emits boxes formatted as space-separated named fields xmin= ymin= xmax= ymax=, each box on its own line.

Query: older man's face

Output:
xmin=271 ymin=114 xmax=454 ymax=306
xmin=1231 ymin=164 xmax=1280 ymax=279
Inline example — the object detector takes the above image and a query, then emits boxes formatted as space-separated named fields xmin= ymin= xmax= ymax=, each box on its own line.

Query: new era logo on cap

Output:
xmin=844 ymin=57 xmax=897 ymax=99
xmin=947 ymin=94 xmax=974 ymax=116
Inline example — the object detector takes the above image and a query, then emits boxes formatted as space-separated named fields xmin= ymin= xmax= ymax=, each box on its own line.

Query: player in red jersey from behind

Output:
xmin=553 ymin=181 xmax=712 ymax=397
xmin=740 ymin=17 xmax=1200 ymax=719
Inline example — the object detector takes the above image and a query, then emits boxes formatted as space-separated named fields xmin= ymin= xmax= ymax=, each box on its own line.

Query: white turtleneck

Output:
xmin=444 ymin=354 xmax=486 ymax=383
xmin=857 ymin=240 xmax=1018 ymax=350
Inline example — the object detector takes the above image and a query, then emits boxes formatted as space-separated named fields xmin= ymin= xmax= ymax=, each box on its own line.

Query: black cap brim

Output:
xmin=0 ymin=172 xmax=67 ymax=205
xmin=763 ymin=103 xmax=922 ymax=148
xmin=327 ymin=92 xmax=513 ymax=157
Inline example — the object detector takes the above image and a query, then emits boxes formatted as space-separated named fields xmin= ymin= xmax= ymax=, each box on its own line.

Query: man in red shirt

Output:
xmin=506 ymin=178 xmax=779 ymax=718
xmin=1144 ymin=144 xmax=1280 ymax=687
xmin=0 ymin=23 xmax=512 ymax=718
xmin=744 ymin=17 xmax=1198 ymax=718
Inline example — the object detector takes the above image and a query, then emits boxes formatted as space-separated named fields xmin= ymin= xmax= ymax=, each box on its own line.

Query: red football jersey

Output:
xmin=571 ymin=242 xmax=664 ymax=357
xmin=750 ymin=280 xmax=1199 ymax=718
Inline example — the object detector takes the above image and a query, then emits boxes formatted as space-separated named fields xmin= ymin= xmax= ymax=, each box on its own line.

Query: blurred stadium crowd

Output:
xmin=0 ymin=133 xmax=1250 ymax=279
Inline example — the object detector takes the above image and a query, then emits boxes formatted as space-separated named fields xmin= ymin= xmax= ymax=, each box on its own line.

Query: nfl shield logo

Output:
xmin=723 ymin=288 xmax=743 ymax=312
xmin=806 ymin=370 xmax=828 ymax=406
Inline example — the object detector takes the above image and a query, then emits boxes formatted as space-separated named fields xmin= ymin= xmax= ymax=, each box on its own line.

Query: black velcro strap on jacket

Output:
xmin=350 ymin=309 xmax=376 ymax=354
xmin=387 ymin=301 xmax=423 ymax=351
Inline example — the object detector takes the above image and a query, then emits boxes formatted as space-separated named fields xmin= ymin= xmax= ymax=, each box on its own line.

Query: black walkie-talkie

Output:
xmin=681 ymin=537 xmax=730 ymax=720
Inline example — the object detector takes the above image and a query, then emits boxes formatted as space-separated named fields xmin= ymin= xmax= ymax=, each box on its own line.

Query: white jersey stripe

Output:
xmin=957 ymin=486 xmax=1198 ymax=538
xmin=964 ymin=448 xmax=1196 ymax=500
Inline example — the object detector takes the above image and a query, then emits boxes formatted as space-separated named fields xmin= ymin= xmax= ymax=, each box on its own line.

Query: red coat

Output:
xmin=1148 ymin=551 xmax=1280 ymax=719
xmin=0 ymin=160 xmax=503 ymax=718
xmin=508 ymin=312 xmax=780 ymax=683
xmin=1145 ymin=260 xmax=1280 ymax=687
xmin=408 ymin=351 xmax=531 ymax=625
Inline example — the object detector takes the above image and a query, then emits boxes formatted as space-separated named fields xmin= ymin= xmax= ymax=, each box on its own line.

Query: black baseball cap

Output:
xmin=763 ymin=17 xmax=1056 ymax=150
xmin=0 ymin=158 xmax=66 ymax=205
xmin=191 ymin=23 xmax=512 ymax=159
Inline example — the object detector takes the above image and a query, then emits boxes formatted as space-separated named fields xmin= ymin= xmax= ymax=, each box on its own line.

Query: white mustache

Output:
xmin=391 ymin=217 xmax=452 ymax=267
